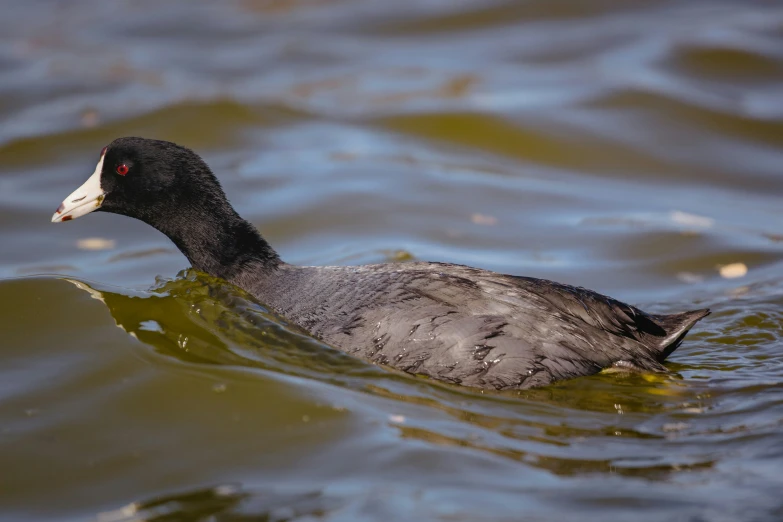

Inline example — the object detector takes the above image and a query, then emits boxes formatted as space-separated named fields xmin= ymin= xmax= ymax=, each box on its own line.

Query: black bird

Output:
xmin=52 ymin=137 xmax=709 ymax=390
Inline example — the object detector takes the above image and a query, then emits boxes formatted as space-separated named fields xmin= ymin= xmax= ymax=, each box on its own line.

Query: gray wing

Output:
xmin=268 ymin=263 xmax=675 ymax=390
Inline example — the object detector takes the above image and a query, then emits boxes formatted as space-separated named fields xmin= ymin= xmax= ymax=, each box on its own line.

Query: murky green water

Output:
xmin=1 ymin=1 xmax=783 ymax=520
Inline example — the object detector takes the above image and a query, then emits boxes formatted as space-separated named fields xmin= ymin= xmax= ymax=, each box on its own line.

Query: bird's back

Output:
xmin=249 ymin=262 xmax=709 ymax=390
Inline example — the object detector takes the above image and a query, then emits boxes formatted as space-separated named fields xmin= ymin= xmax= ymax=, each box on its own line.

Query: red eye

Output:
xmin=116 ymin=164 xmax=129 ymax=176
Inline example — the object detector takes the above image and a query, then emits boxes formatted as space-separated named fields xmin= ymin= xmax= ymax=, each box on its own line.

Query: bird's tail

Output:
xmin=649 ymin=308 xmax=711 ymax=361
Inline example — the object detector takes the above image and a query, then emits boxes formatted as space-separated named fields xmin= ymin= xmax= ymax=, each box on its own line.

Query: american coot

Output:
xmin=52 ymin=137 xmax=709 ymax=390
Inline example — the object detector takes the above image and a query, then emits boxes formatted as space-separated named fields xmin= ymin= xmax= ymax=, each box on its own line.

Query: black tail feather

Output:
xmin=650 ymin=308 xmax=711 ymax=361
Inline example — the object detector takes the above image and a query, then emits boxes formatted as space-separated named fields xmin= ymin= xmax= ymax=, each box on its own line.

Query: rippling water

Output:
xmin=1 ymin=1 xmax=783 ymax=520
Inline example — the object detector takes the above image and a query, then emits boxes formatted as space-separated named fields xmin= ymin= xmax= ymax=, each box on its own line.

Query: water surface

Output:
xmin=1 ymin=1 xmax=783 ymax=520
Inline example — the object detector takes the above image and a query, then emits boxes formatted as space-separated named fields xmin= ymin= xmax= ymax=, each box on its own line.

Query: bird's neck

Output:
xmin=152 ymin=201 xmax=281 ymax=283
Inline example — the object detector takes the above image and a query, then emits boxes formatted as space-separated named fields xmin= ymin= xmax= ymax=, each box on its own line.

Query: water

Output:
xmin=1 ymin=1 xmax=783 ymax=520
